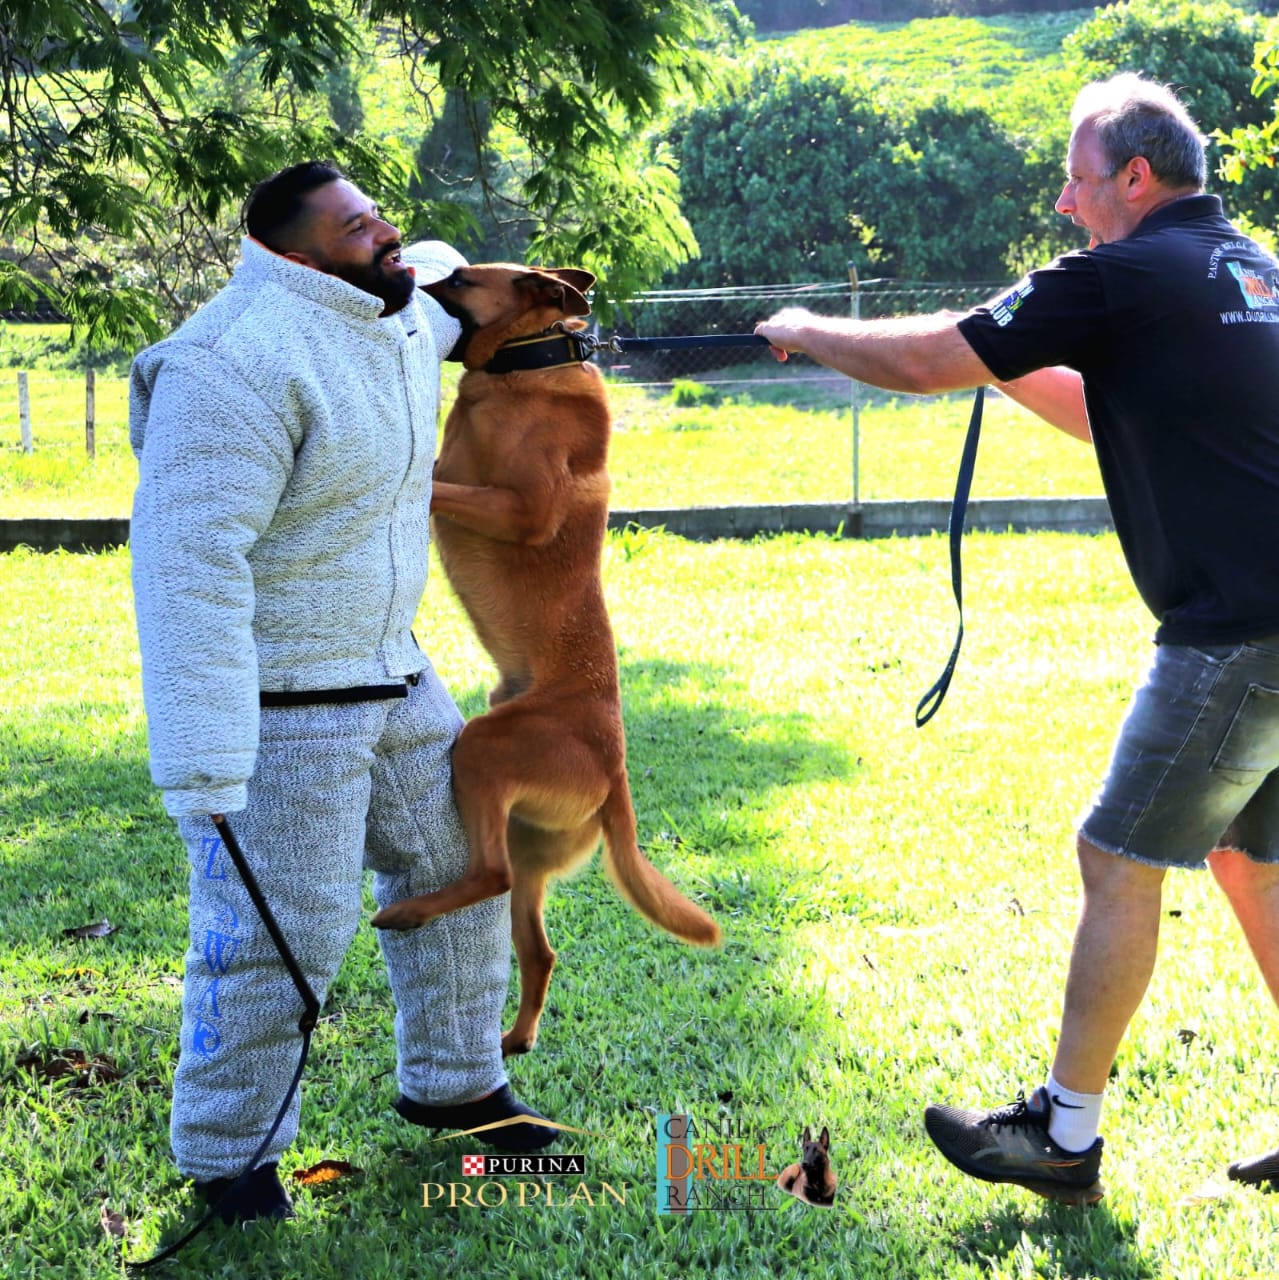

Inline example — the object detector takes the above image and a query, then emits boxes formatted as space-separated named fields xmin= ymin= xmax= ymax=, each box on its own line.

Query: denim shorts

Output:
xmin=1080 ymin=635 xmax=1279 ymax=868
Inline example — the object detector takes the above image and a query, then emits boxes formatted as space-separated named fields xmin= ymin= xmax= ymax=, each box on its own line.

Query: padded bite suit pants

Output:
xmin=170 ymin=663 xmax=509 ymax=1180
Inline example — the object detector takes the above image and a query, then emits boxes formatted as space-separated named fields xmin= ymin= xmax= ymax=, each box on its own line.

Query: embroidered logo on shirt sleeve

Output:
xmin=991 ymin=279 xmax=1035 ymax=328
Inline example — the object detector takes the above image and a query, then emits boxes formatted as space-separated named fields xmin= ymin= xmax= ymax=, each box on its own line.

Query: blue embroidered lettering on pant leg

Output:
xmin=204 ymin=928 xmax=240 ymax=975
xmin=191 ymin=836 xmax=243 ymax=1058
xmin=196 ymin=976 xmax=222 ymax=1019
xmin=192 ymin=1014 xmax=222 ymax=1058
xmin=212 ymin=899 xmax=239 ymax=931
xmin=202 ymin=834 xmax=228 ymax=880
xmin=192 ymin=972 xmax=224 ymax=1057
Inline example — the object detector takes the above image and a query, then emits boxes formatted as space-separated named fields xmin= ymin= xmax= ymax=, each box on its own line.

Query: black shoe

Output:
xmin=924 ymin=1086 xmax=1105 ymax=1205
xmin=394 ymin=1083 xmax=558 ymax=1152
xmin=194 ymin=1162 xmax=295 ymax=1225
xmin=1229 ymin=1146 xmax=1279 ymax=1191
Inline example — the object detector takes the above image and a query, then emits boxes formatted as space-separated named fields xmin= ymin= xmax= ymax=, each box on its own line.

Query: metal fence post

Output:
xmin=17 ymin=371 xmax=31 ymax=453
xmin=85 ymin=367 xmax=96 ymax=459
xmin=848 ymin=261 xmax=860 ymax=509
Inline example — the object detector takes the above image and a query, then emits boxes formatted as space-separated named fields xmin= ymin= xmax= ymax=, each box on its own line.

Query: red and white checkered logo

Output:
xmin=461 ymin=1155 xmax=486 ymax=1177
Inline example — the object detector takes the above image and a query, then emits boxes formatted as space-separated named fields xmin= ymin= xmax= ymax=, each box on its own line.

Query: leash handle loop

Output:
xmin=915 ymin=385 xmax=985 ymax=728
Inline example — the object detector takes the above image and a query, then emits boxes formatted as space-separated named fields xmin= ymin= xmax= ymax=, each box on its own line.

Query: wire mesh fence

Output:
xmin=0 ymin=275 xmax=1106 ymax=518
xmin=593 ymin=274 xmax=1103 ymax=509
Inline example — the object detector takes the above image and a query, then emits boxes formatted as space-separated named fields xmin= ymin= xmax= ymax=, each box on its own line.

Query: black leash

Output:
xmin=127 ymin=816 xmax=320 ymax=1271
xmin=610 ymin=333 xmax=771 ymax=352
xmin=482 ymin=328 xmax=770 ymax=372
xmin=915 ymin=385 xmax=986 ymax=727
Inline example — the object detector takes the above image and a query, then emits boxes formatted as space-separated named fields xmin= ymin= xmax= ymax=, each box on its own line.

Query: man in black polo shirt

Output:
xmin=756 ymin=72 xmax=1279 ymax=1203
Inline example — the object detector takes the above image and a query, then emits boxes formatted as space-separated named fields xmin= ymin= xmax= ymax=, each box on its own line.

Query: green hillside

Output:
xmin=766 ymin=8 xmax=1091 ymax=99
xmin=355 ymin=8 xmax=1094 ymax=146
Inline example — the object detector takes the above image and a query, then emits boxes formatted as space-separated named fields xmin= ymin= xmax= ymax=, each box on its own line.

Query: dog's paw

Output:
xmin=501 ymin=1030 xmax=537 ymax=1057
xmin=370 ymin=902 xmax=426 ymax=931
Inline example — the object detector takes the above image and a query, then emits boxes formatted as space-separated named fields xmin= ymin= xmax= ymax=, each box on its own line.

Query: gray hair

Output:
xmin=1071 ymin=73 xmax=1207 ymax=190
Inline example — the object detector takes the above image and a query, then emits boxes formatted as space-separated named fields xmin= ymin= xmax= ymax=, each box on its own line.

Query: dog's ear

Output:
xmin=801 ymin=1127 xmax=812 ymax=1144
xmin=819 ymin=1126 xmax=830 ymax=1149
xmin=516 ymin=268 xmax=595 ymax=319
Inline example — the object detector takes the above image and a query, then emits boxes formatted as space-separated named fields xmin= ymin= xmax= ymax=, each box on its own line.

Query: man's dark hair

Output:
xmin=242 ymin=161 xmax=345 ymax=253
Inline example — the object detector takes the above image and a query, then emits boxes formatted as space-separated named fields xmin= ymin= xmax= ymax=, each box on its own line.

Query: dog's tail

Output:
xmin=599 ymin=785 xmax=721 ymax=947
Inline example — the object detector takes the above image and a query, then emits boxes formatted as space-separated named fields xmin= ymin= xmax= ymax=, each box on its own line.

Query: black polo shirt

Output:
xmin=959 ymin=194 xmax=1279 ymax=645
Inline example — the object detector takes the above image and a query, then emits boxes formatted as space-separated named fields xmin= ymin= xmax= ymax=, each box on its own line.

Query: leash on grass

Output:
xmin=914 ymin=385 xmax=986 ymax=728
xmin=127 ymin=816 xmax=320 ymax=1271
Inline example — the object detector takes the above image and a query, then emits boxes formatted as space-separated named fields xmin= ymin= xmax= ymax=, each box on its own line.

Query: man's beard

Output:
xmin=328 ymin=244 xmax=416 ymax=314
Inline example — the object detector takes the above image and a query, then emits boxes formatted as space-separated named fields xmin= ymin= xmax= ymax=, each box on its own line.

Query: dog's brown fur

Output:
xmin=370 ymin=263 xmax=720 ymax=1055
xmin=776 ymin=1126 xmax=837 ymax=1207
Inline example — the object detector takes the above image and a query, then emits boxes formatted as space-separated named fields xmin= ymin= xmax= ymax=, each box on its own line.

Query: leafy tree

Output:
xmin=671 ymin=65 xmax=884 ymax=289
xmin=1217 ymin=31 xmax=1279 ymax=228
xmin=321 ymin=59 xmax=365 ymax=138
xmin=668 ymin=61 xmax=1033 ymax=298
xmin=0 ymin=0 xmax=720 ymax=345
xmin=855 ymin=100 xmax=1030 ymax=281
xmin=1066 ymin=0 xmax=1271 ymax=130
xmin=1064 ymin=0 xmax=1279 ymax=224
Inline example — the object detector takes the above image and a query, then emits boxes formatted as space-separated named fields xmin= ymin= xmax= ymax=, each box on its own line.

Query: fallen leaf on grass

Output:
xmin=52 ymin=967 xmax=102 ymax=988
xmin=292 ymin=1159 xmax=362 ymax=1188
xmin=99 ymin=1202 xmax=127 ymax=1238
xmin=17 ymin=1047 xmax=121 ymax=1087
xmin=64 ymin=920 xmax=120 ymax=940
xmin=1176 ymin=1179 xmax=1231 ymax=1206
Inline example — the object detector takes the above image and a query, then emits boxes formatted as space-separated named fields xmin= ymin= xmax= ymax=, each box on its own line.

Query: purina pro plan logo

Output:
xmin=420 ymin=1118 xmax=627 ymax=1210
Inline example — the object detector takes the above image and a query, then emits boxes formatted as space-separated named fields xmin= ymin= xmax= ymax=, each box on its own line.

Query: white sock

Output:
xmin=1044 ymin=1073 xmax=1104 ymax=1152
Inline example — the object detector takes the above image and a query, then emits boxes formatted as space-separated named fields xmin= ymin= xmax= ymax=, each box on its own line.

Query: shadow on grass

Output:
xmin=944 ymin=1197 xmax=1158 ymax=1280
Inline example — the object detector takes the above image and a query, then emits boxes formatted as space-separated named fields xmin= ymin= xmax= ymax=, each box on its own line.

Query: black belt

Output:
xmin=260 ymin=674 xmax=418 ymax=708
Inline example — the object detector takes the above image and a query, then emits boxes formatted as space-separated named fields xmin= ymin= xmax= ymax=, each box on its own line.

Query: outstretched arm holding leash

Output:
xmin=754 ymin=309 xmax=992 ymax=394
xmin=755 ymin=302 xmax=1091 ymax=442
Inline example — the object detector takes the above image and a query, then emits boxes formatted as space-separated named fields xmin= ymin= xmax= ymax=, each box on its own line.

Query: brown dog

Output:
xmin=371 ymin=263 xmax=720 ymax=1054
xmin=776 ymin=1126 xmax=837 ymax=1207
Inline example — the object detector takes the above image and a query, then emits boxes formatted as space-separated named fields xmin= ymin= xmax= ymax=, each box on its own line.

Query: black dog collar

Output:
xmin=483 ymin=328 xmax=593 ymax=374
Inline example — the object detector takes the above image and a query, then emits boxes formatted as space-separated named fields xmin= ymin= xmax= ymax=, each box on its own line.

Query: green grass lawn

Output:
xmin=4 ymin=531 xmax=1279 ymax=1279
xmin=0 ymin=367 xmax=1102 ymax=518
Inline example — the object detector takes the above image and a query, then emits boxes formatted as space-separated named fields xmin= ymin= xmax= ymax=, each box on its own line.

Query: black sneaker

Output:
xmin=194 ymin=1162 xmax=295 ymax=1225
xmin=394 ymin=1083 xmax=557 ymax=1152
xmin=924 ymin=1086 xmax=1105 ymax=1204
xmin=1228 ymin=1146 xmax=1279 ymax=1191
